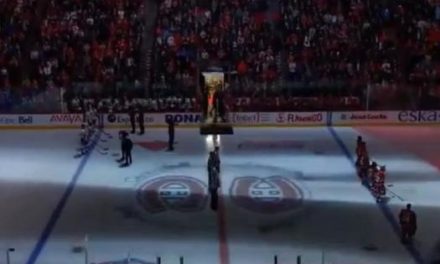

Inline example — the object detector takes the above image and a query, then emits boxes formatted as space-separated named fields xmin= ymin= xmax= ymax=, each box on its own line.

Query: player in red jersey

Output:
xmin=399 ymin=204 xmax=417 ymax=244
xmin=373 ymin=166 xmax=386 ymax=202
xmin=355 ymin=137 xmax=367 ymax=166
xmin=368 ymin=161 xmax=378 ymax=187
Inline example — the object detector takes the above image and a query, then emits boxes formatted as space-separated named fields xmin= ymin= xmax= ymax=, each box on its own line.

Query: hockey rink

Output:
xmin=0 ymin=126 xmax=440 ymax=264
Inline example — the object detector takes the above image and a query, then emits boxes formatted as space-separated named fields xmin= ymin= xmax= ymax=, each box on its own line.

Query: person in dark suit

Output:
xmin=137 ymin=104 xmax=145 ymax=135
xmin=166 ymin=117 xmax=175 ymax=151
xmin=213 ymin=88 xmax=226 ymax=123
xmin=118 ymin=131 xmax=133 ymax=167
xmin=128 ymin=103 xmax=136 ymax=134
xmin=208 ymin=151 xmax=220 ymax=211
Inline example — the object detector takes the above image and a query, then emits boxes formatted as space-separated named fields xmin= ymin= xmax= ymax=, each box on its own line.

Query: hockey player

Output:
xmin=399 ymin=204 xmax=417 ymax=244
xmin=356 ymin=138 xmax=367 ymax=166
xmin=358 ymin=153 xmax=370 ymax=181
xmin=373 ymin=166 xmax=386 ymax=202
xmin=76 ymin=123 xmax=96 ymax=157
xmin=85 ymin=104 xmax=99 ymax=130
xmin=116 ymin=131 xmax=126 ymax=163
xmin=368 ymin=161 xmax=379 ymax=187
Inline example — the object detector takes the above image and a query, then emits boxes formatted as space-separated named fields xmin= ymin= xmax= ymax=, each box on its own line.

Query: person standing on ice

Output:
xmin=137 ymin=103 xmax=145 ymax=135
xmin=356 ymin=136 xmax=366 ymax=165
xmin=399 ymin=204 xmax=417 ymax=244
xmin=120 ymin=131 xmax=133 ymax=167
xmin=373 ymin=166 xmax=386 ymax=202
xmin=166 ymin=117 xmax=175 ymax=151
xmin=208 ymin=151 xmax=220 ymax=211
xmin=128 ymin=100 xmax=136 ymax=134
xmin=213 ymin=146 xmax=221 ymax=173
xmin=117 ymin=131 xmax=126 ymax=163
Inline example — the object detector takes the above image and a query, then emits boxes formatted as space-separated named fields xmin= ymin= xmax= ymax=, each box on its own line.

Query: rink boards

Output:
xmin=1 ymin=110 xmax=440 ymax=129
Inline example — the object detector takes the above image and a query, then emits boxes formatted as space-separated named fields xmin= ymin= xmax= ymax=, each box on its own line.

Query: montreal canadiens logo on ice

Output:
xmin=136 ymin=176 xmax=207 ymax=213
xmin=230 ymin=176 xmax=304 ymax=214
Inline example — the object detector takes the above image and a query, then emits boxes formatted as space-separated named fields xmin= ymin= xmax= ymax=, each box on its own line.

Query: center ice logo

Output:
xmin=137 ymin=176 xmax=207 ymax=213
xmin=230 ymin=176 xmax=304 ymax=214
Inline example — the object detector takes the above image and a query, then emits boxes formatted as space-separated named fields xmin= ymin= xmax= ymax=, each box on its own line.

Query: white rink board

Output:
xmin=1 ymin=111 xmax=440 ymax=129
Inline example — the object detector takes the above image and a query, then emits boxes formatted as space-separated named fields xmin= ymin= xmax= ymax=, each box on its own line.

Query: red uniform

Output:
xmin=373 ymin=170 xmax=386 ymax=200
xmin=368 ymin=163 xmax=378 ymax=186
xmin=399 ymin=208 xmax=417 ymax=242
xmin=358 ymin=154 xmax=369 ymax=179
xmin=356 ymin=141 xmax=366 ymax=159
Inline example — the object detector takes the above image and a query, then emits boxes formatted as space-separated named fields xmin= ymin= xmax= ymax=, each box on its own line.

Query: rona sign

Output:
xmin=165 ymin=113 xmax=202 ymax=124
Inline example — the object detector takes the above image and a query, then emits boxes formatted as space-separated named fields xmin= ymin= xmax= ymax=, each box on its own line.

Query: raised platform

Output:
xmin=200 ymin=123 xmax=234 ymax=135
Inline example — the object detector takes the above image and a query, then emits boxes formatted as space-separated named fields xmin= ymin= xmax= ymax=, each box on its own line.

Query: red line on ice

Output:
xmin=217 ymin=192 xmax=230 ymax=264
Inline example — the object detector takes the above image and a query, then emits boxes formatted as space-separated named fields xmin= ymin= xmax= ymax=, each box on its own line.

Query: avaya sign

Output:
xmin=49 ymin=114 xmax=83 ymax=124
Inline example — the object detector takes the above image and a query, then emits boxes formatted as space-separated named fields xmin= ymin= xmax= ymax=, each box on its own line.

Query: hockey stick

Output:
xmin=97 ymin=148 xmax=108 ymax=155
xmin=102 ymin=130 xmax=113 ymax=138
xmin=385 ymin=186 xmax=405 ymax=202
xmin=97 ymin=145 xmax=109 ymax=151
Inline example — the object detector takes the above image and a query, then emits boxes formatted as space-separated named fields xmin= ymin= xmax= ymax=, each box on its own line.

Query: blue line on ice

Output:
xmin=26 ymin=131 xmax=102 ymax=264
xmin=327 ymin=123 xmax=424 ymax=264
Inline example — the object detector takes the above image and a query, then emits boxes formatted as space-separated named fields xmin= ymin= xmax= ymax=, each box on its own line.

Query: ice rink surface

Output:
xmin=1 ymin=126 xmax=440 ymax=264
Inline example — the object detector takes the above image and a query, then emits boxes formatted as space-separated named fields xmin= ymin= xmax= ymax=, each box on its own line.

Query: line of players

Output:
xmin=77 ymin=104 xmax=135 ymax=168
xmin=355 ymin=136 xmax=386 ymax=203
xmin=356 ymin=136 xmax=417 ymax=244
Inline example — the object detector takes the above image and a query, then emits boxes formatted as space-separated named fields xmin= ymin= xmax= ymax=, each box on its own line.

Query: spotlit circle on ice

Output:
xmin=231 ymin=175 xmax=304 ymax=214
xmin=137 ymin=176 xmax=207 ymax=213
xmin=223 ymin=164 xmax=309 ymax=229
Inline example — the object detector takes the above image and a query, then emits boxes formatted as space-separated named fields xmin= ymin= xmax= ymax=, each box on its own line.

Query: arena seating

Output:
xmin=1 ymin=0 xmax=440 ymax=112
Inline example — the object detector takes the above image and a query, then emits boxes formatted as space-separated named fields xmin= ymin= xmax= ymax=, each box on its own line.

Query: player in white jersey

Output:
xmin=75 ymin=106 xmax=99 ymax=157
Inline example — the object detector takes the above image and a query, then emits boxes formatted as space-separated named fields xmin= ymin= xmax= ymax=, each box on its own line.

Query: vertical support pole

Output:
xmin=84 ymin=234 xmax=89 ymax=264
xmin=157 ymin=257 xmax=161 ymax=264
xmin=274 ymin=255 xmax=278 ymax=264
xmin=180 ymin=256 xmax=184 ymax=264
xmin=296 ymin=255 xmax=301 ymax=264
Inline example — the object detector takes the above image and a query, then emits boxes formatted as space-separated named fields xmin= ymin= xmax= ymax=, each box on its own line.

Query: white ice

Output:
xmin=0 ymin=127 xmax=439 ymax=264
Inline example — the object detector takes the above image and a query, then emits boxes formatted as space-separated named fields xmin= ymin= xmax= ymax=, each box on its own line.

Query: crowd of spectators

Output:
xmin=67 ymin=95 xmax=201 ymax=113
xmin=153 ymin=0 xmax=282 ymax=94
xmin=2 ymin=0 xmax=440 ymax=113
xmin=152 ymin=0 xmax=440 ymax=110
xmin=280 ymin=0 xmax=440 ymax=88
xmin=1 ymin=0 xmax=145 ymax=112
